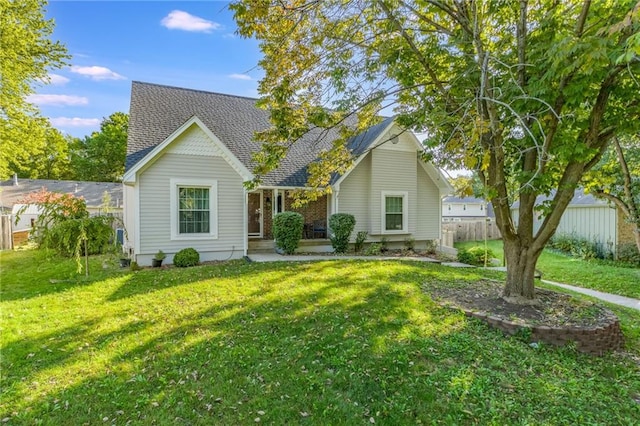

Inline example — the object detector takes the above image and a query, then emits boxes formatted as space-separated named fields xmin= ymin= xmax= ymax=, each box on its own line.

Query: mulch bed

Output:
xmin=428 ymin=279 xmax=612 ymax=329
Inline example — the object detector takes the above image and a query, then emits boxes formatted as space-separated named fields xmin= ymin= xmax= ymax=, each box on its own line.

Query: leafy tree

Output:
xmin=584 ymin=135 xmax=640 ymax=255
xmin=0 ymin=0 xmax=69 ymax=179
xmin=449 ymin=173 xmax=487 ymax=199
xmin=232 ymin=0 xmax=640 ymax=302
xmin=22 ymin=126 xmax=75 ymax=179
xmin=72 ymin=112 xmax=128 ymax=182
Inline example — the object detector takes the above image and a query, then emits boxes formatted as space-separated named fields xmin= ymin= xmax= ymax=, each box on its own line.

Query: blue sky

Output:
xmin=32 ymin=1 xmax=262 ymax=138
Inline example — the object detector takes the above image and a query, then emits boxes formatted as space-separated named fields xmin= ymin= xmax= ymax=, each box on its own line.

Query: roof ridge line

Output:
xmin=132 ymin=80 xmax=260 ymax=102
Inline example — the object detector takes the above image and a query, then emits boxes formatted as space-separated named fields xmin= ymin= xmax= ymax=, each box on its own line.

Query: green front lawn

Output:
xmin=1 ymin=249 xmax=639 ymax=424
xmin=456 ymin=240 xmax=640 ymax=299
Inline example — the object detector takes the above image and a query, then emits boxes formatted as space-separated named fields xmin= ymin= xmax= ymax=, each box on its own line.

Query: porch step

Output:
xmin=248 ymin=239 xmax=333 ymax=254
xmin=248 ymin=239 xmax=276 ymax=254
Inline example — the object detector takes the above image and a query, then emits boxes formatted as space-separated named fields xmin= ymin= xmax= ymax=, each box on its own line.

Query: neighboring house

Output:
xmin=0 ymin=176 xmax=123 ymax=232
xmin=123 ymin=82 xmax=453 ymax=266
xmin=442 ymin=196 xmax=495 ymax=222
xmin=511 ymin=188 xmax=632 ymax=256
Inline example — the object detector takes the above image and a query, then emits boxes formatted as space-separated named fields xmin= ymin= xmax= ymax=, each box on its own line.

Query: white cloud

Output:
xmin=37 ymin=73 xmax=70 ymax=86
xmin=70 ymin=65 xmax=126 ymax=81
xmin=229 ymin=73 xmax=252 ymax=81
xmin=27 ymin=94 xmax=88 ymax=106
xmin=161 ymin=10 xmax=220 ymax=33
xmin=50 ymin=117 xmax=101 ymax=127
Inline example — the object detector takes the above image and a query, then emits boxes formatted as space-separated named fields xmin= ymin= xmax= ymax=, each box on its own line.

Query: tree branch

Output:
xmin=376 ymin=0 xmax=458 ymax=111
xmin=594 ymin=190 xmax=631 ymax=218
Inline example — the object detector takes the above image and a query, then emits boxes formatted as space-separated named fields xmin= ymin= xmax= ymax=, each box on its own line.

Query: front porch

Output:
xmin=247 ymin=189 xmax=331 ymax=253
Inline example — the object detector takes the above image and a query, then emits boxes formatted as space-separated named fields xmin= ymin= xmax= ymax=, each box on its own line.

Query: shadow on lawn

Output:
xmin=1 ymin=250 xmax=129 ymax=302
xmin=2 ymin=260 xmax=638 ymax=424
xmin=105 ymin=260 xmax=301 ymax=301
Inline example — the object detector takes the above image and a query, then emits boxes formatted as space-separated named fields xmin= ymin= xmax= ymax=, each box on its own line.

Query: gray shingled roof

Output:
xmin=443 ymin=196 xmax=486 ymax=204
xmin=126 ymin=81 xmax=392 ymax=187
xmin=0 ymin=178 xmax=122 ymax=212
xmin=510 ymin=188 xmax=608 ymax=208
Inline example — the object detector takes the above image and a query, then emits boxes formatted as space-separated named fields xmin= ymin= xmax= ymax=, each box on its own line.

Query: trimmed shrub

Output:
xmin=365 ymin=243 xmax=382 ymax=256
xmin=273 ymin=212 xmax=304 ymax=255
xmin=354 ymin=231 xmax=368 ymax=253
xmin=329 ymin=213 xmax=356 ymax=253
xmin=174 ymin=248 xmax=200 ymax=267
xmin=457 ymin=246 xmax=495 ymax=266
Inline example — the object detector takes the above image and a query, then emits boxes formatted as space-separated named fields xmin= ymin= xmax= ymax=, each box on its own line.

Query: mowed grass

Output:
xmin=456 ymin=240 xmax=640 ymax=299
xmin=1 ymin=250 xmax=640 ymax=425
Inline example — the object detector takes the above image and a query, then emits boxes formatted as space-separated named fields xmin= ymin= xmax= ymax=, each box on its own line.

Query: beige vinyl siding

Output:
xmin=415 ymin=164 xmax=440 ymax=239
xmin=370 ymin=148 xmax=417 ymax=236
xmin=338 ymin=153 xmax=371 ymax=239
xmin=138 ymin=152 xmax=244 ymax=257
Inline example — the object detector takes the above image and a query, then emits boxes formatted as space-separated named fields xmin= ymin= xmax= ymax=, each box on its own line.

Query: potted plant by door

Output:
xmin=152 ymin=250 xmax=166 ymax=267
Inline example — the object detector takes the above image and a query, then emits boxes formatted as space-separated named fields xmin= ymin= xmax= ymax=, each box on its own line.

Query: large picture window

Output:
xmin=381 ymin=191 xmax=408 ymax=233
xmin=170 ymin=179 xmax=217 ymax=240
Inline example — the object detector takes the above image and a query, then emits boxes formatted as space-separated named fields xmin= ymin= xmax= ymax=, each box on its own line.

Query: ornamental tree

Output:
xmin=15 ymin=189 xmax=88 ymax=230
xmin=232 ymin=0 xmax=640 ymax=303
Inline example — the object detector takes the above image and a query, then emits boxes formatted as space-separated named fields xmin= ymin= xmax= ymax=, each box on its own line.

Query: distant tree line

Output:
xmin=0 ymin=0 xmax=126 ymax=183
xmin=4 ymin=112 xmax=128 ymax=183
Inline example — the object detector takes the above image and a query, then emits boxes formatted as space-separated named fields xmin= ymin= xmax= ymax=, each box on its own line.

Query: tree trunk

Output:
xmin=502 ymin=237 xmax=543 ymax=304
xmin=633 ymin=225 xmax=640 ymax=257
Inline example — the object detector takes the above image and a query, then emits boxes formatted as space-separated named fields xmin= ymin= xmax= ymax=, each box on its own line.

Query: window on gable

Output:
xmin=381 ymin=191 xmax=408 ymax=233
xmin=170 ymin=179 xmax=218 ymax=240
xmin=179 ymin=187 xmax=210 ymax=234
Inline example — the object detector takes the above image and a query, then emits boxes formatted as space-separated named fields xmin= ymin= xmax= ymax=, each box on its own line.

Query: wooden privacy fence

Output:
xmin=443 ymin=220 xmax=501 ymax=243
xmin=0 ymin=215 xmax=12 ymax=250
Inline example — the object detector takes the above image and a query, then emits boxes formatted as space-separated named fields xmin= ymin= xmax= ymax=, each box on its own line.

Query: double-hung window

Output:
xmin=381 ymin=191 xmax=408 ymax=233
xmin=170 ymin=179 xmax=217 ymax=240
xmin=179 ymin=187 xmax=210 ymax=233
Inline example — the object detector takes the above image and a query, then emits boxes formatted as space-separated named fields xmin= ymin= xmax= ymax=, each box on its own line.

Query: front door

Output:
xmin=248 ymin=191 xmax=262 ymax=238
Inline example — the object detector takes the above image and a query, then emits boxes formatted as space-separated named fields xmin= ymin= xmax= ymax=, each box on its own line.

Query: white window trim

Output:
xmin=170 ymin=178 xmax=218 ymax=240
xmin=381 ymin=191 xmax=409 ymax=234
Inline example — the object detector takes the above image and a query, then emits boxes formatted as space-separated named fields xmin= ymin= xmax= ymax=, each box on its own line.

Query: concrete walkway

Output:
xmin=542 ymin=279 xmax=640 ymax=311
xmin=248 ymin=253 xmax=440 ymax=263
xmin=247 ymin=253 xmax=640 ymax=311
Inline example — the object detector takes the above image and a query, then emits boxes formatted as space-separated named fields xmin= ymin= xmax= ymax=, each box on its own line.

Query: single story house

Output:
xmin=0 ymin=177 xmax=123 ymax=247
xmin=511 ymin=188 xmax=633 ymax=257
xmin=123 ymin=82 xmax=452 ymax=266
xmin=442 ymin=196 xmax=495 ymax=222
